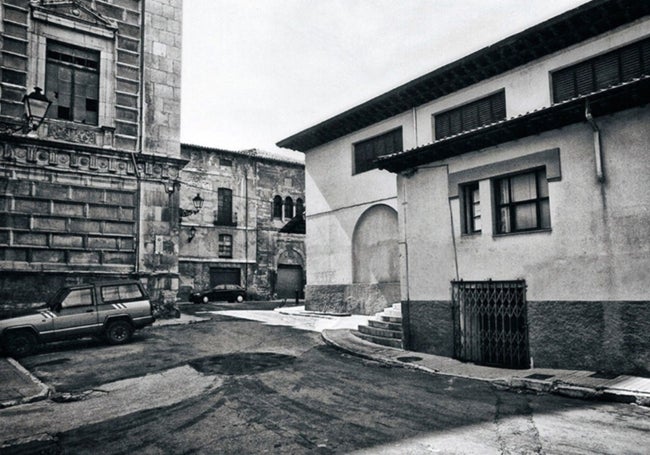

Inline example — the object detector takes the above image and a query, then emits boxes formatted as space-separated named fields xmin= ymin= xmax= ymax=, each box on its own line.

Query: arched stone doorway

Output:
xmin=275 ymin=247 xmax=305 ymax=300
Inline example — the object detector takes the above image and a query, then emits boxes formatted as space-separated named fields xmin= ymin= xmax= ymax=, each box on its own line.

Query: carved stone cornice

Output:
xmin=1 ymin=138 xmax=189 ymax=182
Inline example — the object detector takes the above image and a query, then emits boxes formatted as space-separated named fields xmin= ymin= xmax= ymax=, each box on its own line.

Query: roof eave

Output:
xmin=377 ymin=77 xmax=650 ymax=174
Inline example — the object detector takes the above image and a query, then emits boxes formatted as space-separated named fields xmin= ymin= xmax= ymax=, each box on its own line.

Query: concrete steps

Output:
xmin=353 ymin=303 xmax=403 ymax=349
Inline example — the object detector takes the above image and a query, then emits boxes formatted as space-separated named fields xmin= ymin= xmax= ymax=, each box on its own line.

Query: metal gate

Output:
xmin=451 ymin=280 xmax=529 ymax=369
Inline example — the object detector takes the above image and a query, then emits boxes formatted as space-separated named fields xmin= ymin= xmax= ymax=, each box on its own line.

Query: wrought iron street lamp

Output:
xmin=23 ymin=87 xmax=52 ymax=132
xmin=179 ymin=193 xmax=204 ymax=218
xmin=0 ymin=87 xmax=52 ymax=135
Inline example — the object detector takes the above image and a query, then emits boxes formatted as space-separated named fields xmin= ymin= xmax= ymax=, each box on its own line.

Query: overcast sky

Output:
xmin=180 ymin=0 xmax=588 ymax=157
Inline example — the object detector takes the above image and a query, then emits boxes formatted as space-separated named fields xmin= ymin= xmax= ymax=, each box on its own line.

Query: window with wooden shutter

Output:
xmin=434 ymin=91 xmax=506 ymax=140
xmin=46 ymin=41 xmax=100 ymax=125
xmin=353 ymin=128 xmax=403 ymax=174
xmin=552 ymin=37 xmax=650 ymax=103
xmin=216 ymin=188 xmax=233 ymax=225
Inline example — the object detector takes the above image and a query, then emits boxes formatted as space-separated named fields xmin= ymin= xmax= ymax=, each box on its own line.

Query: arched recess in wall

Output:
xmin=352 ymin=204 xmax=400 ymax=284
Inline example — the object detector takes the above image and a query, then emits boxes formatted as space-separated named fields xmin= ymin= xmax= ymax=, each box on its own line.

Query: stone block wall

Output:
xmin=306 ymin=282 xmax=400 ymax=315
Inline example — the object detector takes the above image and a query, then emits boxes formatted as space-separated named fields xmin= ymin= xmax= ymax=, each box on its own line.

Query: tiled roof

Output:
xmin=181 ymin=143 xmax=304 ymax=166
xmin=277 ymin=0 xmax=650 ymax=152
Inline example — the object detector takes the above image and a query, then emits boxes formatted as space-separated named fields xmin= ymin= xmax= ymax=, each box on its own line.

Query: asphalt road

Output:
xmin=3 ymin=302 xmax=650 ymax=454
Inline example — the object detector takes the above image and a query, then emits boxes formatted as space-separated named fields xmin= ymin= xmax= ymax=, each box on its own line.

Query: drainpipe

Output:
xmin=411 ymin=107 xmax=418 ymax=145
xmin=244 ymin=165 xmax=249 ymax=292
xmin=585 ymin=100 xmax=605 ymax=183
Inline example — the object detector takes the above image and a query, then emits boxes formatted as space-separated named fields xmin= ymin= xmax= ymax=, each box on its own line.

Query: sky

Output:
xmin=180 ymin=0 xmax=589 ymax=158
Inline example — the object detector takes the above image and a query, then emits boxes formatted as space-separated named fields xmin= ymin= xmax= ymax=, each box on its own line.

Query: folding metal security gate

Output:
xmin=451 ymin=280 xmax=529 ymax=369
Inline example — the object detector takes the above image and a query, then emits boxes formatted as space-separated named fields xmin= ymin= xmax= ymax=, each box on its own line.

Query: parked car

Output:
xmin=0 ymin=280 xmax=155 ymax=357
xmin=190 ymin=284 xmax=246 ymax=303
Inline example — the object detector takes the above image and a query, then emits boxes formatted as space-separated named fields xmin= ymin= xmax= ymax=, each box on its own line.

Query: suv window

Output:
xmin=61 ymin=288 xmax=94 ymax=309
xmin=101 ymin=284 xmax=144 ymax=303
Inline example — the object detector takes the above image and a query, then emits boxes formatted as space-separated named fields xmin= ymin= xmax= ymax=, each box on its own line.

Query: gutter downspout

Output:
xmin=400 ymin=174 xmax=411 ymax=350
xmin=244 ymin=165 xmax=249 ymax=292
xmin=585 ymin=100 xmax=605 ymax=183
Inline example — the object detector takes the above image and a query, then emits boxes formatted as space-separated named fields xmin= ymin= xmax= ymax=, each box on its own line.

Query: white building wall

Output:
xmin=402 ymin=107 xmax=650 ymax=302
xmin=412 ymin=18 xmax=650 ymax=146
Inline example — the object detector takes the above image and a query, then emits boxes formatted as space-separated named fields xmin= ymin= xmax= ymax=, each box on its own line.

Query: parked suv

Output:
xmin=0 ymin=280 xmax=155 ymax=357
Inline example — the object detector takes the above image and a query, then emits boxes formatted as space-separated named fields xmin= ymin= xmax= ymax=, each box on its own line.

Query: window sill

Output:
xmin=492 ymin=228 xmax=552 ymax=238
xmin=460 ymin=231 xmax=482 ymax=238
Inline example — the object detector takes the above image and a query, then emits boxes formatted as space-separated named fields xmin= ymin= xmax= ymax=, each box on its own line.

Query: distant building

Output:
xmin=0 ymin=0 xmax=184 ymax=307
xmin=178 ymin=144 xmax=305 ymax=301
xmin=279 ymin=0 xmax=650 ymax=375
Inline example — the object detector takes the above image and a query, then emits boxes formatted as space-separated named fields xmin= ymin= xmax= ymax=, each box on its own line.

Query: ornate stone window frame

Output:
xmin=27 ymin=2 xmax=117 ymax=136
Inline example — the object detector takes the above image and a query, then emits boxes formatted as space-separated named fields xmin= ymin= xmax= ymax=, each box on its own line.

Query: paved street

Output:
xmin=2 ymin=302 xmax=649 ymax=454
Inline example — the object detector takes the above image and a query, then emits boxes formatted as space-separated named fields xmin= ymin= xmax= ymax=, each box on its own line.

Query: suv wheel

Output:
xmin=105 ymin=320 xmax=133 ymax=345
xmin=4 ymin=331 xmax=37 ymax=357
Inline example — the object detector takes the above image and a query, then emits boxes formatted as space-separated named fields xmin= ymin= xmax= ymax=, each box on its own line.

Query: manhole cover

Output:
xmin=189 ymin=353 xmax=296 ymax=375
xmin=397 ymin=356 xmax=423 ymax=363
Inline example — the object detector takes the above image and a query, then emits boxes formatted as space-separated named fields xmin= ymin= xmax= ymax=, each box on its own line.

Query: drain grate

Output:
xmin=524 ymin=373 xmax=554 ymax=380
xmin=189 ymin=352 xmax=296 ymax=375
xmin=397 ymin=356 xmax=423 ymax=363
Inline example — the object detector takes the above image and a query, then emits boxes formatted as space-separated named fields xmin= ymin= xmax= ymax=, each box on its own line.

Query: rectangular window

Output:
xmin=216 ymin=188 xmax=233 ymax=225
xmin=353 ymin=128 xmax=403 ymax=174
xmin=220 ymin=158 xmax=232 ymax=167
xmin=46 ymin=41 xmax=100 ymax=125
xmin=494 ymin=169 xmax=550 ymax=234
xmin=552 ymin=37 xmax=650 ymax=103
xmin=462 ymin=182 xmax=481 ymax=234
xmin=435 ymin=91 xmax=506 ymax=140
xmin=218 ymin=234 xmax=233 ymax=258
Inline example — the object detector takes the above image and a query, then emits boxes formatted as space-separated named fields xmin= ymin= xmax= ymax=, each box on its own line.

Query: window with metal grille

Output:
xmin=272 ymin=195 xmax=283 ymax=218
xmin=494 ymin=169 xmax=550 ymax=234
xmin=434 ymin=91 xmax=505 ymax=140
xmin=353 ymin=128 xmax=403 ymax=174
xmin=218 ymin=234 xmax=233 ymax=258
xmin=552 ymin=37 xmax=650 ymax=103
xmin=45 ymin=41 xmax=100 ymax=125
xmin=462 ymin=182 xmax=481 ymax=234
xmin=216 ymin=188 xmax=233 ymax=225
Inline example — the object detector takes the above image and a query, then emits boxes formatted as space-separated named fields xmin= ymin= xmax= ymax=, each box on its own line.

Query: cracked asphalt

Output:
xmin=2 ymin=302 xmax=649 ymax=454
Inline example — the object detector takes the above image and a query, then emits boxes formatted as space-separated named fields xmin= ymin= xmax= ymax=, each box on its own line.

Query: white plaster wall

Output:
xmin=305 ymin=112 xmax=411 ymax=286
xmin=403 ymin=107 xmax=650 ymax=302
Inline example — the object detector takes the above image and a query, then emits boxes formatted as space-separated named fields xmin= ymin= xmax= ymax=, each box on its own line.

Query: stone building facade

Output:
xmin=178 ymin=144 xmax=305 ymax=301
xmin=0 ymin=0 xmax=184 ymax=307
xmin=279 ymin=0 xmax=650 ymax=374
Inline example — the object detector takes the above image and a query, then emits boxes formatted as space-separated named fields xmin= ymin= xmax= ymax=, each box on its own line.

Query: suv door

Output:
xmin=51 ymin=286 xmax=99 ymax=339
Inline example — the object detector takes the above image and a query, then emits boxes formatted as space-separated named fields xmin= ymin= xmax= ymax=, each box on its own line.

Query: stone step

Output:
xmin=382 ymin=308 xmax=402 ymax=318
xmin=352 ymin=330 xmax=403 ymax=349
xmin=379 ymin=315 xmax=402 ymax=324
xmin=390 ymin=302 xmax=402 ymax=311
xmin=368 ymin=319 xmax=402 ymax=331
xmin=358 ymin=324 xmax=402 ymax=339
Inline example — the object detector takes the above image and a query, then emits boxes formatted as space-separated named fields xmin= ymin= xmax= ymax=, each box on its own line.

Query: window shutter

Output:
xmin=553 ymin=68 xmax=575 ymax=103
xmin=594 ymin=52 xmax=620 ymax=89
